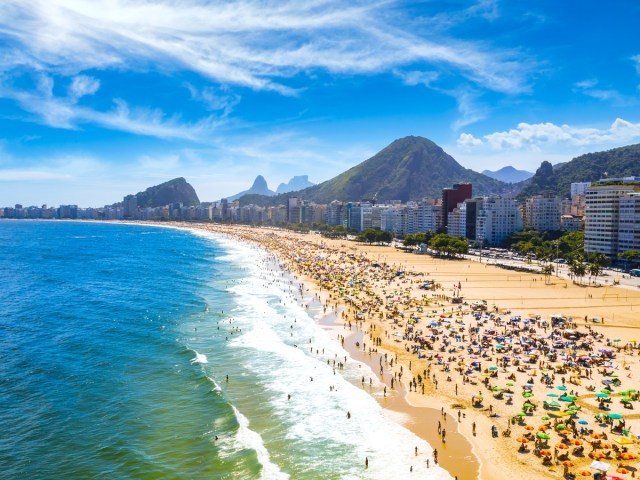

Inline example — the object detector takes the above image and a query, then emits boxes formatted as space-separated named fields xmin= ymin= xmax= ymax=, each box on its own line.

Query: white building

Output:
xmin=571 ymin=182 xmax=591 ymax=198
xmin=523 ymin=193 xmax=561 ymax=232
xmin=584 ymin=177 xmax=640 ymax=256
xmin=476 ymin=195 xmax=523 ymax=245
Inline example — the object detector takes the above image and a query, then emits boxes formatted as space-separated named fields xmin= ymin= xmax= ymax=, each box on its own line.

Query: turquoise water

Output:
xmin=0 ymin=221 xmax=450 ymax=479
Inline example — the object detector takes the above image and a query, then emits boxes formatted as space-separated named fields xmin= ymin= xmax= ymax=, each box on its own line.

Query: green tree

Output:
xmin=541 ymin=264 xmax=555 ymax=284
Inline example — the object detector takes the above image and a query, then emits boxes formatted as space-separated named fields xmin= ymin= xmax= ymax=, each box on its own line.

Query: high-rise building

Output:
xmin=287 ymin=197 xmax=302 ymax=224
xmin=523 ymin=193 xmax=561 ymax=232
xmin=584 ymin=177 xmax=640 ymax=256
xmin=476 ymin=195 xmax=522 ymax=245
xmin=123 ymin=194 xmax=138 ymax=219
xmin=571 ymin=182 xmax=591 ymax=199
xmin=441 ymin=183 xmax=472 ymax=232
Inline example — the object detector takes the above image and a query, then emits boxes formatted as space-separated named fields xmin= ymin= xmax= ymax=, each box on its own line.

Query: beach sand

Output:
xmin=149 ymin=222 xmax=640 ymax=480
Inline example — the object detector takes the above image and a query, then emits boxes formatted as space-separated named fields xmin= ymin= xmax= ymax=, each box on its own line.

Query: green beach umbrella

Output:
xmin=516 ymin=412 xmax=526 ymax=417
xmin=608 ymin=413 xmax=624 ymax=419
xmin=614 ymin=339 xmax=621 ymax=342
xmin=493 ymin=386 xmax=503 ymax=392
xmin=601 ymin=389 xmax=612 ymax=394
xmin=523 ymin=392 xmax=533 ymax=398
xmin=622 ymin=396 xmax=633 ymax=402
xmin=549 ymin=401 xmax=561 ymax=407
xmin=524 ymin=402 xmax=535 ymax=409
xmin=556 ymin=423 xmax=567 ymax=430
xmin=507 ymin=382 xmax=514 ymax=386
xmin=537 ymin=432 xmax=550 ymax=439
xmin=541 ymin=415 xmax=551 ymax=420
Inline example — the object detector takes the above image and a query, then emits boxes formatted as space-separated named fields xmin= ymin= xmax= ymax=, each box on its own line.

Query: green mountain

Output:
xmin=518 ymin=143 xmax=640 ymax=198
xmin=134 ymin=177 xmax=200 ymax=207
xmin=246 ymin=136 xmax=507 ymax=205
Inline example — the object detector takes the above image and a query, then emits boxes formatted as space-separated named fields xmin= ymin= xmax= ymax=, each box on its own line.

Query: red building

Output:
xmin=441 ymin=183 xmax=472 ymax=232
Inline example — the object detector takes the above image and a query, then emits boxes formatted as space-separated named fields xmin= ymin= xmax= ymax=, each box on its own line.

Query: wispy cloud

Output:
xmin=573 ymin=78 xmax=636 ymax=106
xmin=0 ymin=75 xmax=222 ymax=140
xmin=0 ymin=0 xmax=530 ymax=95
xmin=457 ymin=118 xmax=640 ymax=151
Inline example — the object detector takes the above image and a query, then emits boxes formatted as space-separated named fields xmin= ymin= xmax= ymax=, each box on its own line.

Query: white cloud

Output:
xmin=573 ymin=78 xmax=634 ymax=106
xmin=0 ymin=169 xmax=73 ymax=181
xmin=0 ymin=1 xmax=529 ymax=95
xmin=457 ymin=118 xmax=640 ymax=151
xmin=633 ymin=54 xmax=640 ymax=75
xmin=0 ymin=76 xmax=222 ymax=140
xmin=184 ymin=83 xmax=240 ymax=116
xmin=457 ymin=132 xmax=482 ymax=147
xmin=69 ymin=75 xmax=100 ymax=100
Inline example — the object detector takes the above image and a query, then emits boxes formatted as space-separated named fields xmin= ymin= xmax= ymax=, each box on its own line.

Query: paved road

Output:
xmin=463 ymin=252 xmax=640 ymax=291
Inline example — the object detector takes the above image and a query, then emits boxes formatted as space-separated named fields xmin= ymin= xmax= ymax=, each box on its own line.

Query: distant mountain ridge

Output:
xmin=518 ymin=143 xmax=640 ymax=198
xmin=276 ymin=175 xmax=315 ymax=194
xmin=482 ymin=166 xmax=533 ymax=183
xmin=226 ymin=175 xmax=275 ymax=201
xmin=124 ymin=177 xmax=199 ymax=207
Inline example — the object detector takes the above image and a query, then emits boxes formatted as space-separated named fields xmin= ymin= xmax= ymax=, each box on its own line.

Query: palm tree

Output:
xmin=541 ymin=264 xmax=555 ymax=284
xmin=589 ymin=263 xmax=602 ymax=285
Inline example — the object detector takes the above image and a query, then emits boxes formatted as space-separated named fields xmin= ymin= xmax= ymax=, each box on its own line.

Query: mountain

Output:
xmin=276 ymin=175 xmax=315 ymax=194
xmin=286 ymin=136 xmax=508 ymax=203
xmin=518 ymin=143 xmax=640 ymax=198
xmin=226 ymin=175 xmax=275 ymax=201
xmin=132 ymin=177 xmax=199 ymax=207
xmin=482 ymin=166 xmax=533 ymax=183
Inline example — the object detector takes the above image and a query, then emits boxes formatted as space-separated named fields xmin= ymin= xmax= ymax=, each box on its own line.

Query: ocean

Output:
xmin=0 ymin=221 xmax=451 ymax=479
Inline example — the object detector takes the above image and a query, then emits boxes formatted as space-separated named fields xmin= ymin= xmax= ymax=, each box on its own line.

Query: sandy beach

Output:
xmin=157 ymin=222 xmax=640 ymax=480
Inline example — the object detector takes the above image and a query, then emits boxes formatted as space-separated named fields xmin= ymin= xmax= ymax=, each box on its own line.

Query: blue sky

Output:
xmin=1 ymin=0 xmax=639 ymax=206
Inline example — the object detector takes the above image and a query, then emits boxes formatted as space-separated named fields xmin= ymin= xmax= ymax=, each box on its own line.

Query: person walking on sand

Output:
xmin=442 ymin=429 xmax=446 ymax=442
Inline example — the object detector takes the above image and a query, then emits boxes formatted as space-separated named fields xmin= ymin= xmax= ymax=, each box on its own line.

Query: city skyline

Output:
xmin=1 ymin=1 xmax=640 ymax=206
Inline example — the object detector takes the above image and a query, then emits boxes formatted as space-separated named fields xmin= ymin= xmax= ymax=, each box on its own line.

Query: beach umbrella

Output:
xmin=556 ymin=423 xmax=567 ymax=430
xmin=489 ymin=366 xmax=498 ymax=371
xmin=523 ymin=402 xmax=535 ymax=409
xmin=549 ymin=401 xmax=561 ymax=407
xmin=572 ymin=439 xmax=583 ymax=446
xmin=579 ymin=471 xmax=592 ymax=477
xmin=613 ymin=339 xmax=621 ymax=342
xmin=620 ymin=452 xmax=635 ymax=460
xmin=608 ymin=413 xmax=624 ymax=419
xmin=493 ymin=386 xmax=503 ymax=391
xmin=601 ymin=389 xmax=612 ymax=394
xmin=506 ymin=382 xmax=514 ymax=386
xmin=517 ymin=437 xmax=529 ymax=443
xmin=538 ymin=425 xmax=549 ymax=431
xmin=557 ymin=385 xmax=568 ymax=391
xmin=601 ymin=443 xmax=611 ymax=449
xmin=562 ymin=460 xmax=575 ymax=467
xmin=559 ymin=429 xmax=571 ymax=435
xmin=617 ymin=467 xmax=629 ymax=474
xmin=547 ymin=393 xmax=559 ymax=397
xmin=578 ymin=420 xmax=589 ymax=425
xmin=540 ymin=450 xmax=552 ymax=457
xmin=590 ymin=433 xmax=602 ymax=439
xmin=596 ymin=393 xmax=609 ymax=398
xmin=516 ymin=412 xmax=526 ymax=417
xmin=541 ymin=415 xmax=550 ymax=420
xmin=621 ymin=396 xmax=632 ymax=402
xmin=523 ymin=392 xmax=533 ymax=398
xmin=537 ymin=432 xmax=550 ymax=439
xmin=556 ymin=443 xmax=568 ymax=449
